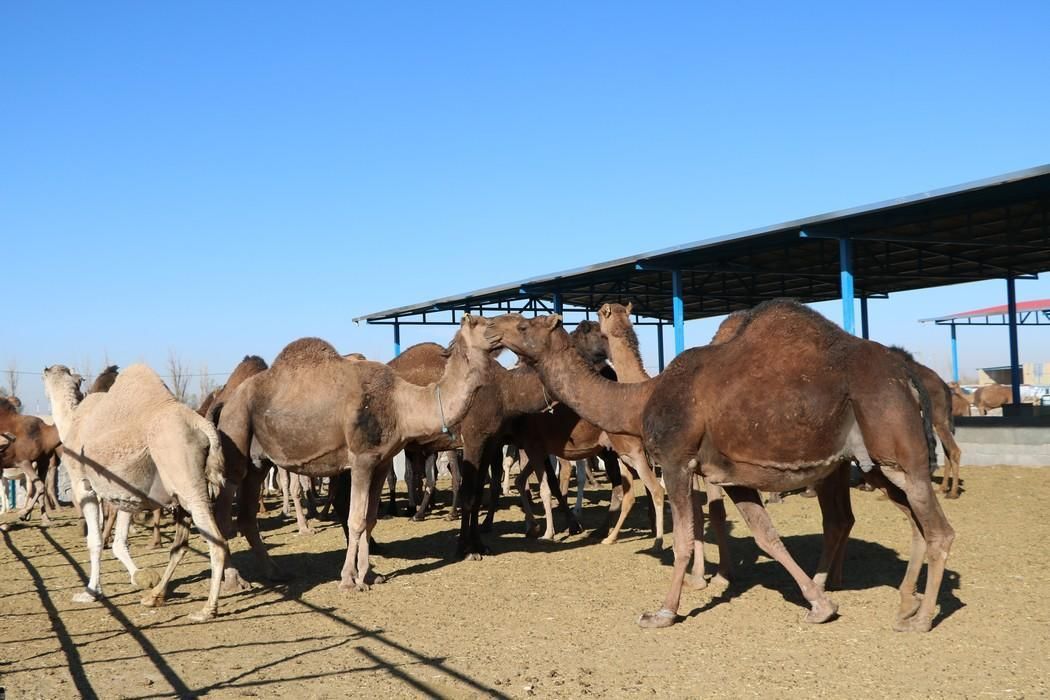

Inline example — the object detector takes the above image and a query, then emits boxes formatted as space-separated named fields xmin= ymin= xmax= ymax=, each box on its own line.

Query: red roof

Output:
xmin=922 ymin=299 xmax=1050 ymax=322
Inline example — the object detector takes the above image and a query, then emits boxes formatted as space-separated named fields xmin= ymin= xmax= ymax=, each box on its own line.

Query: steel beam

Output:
xmin=657 ymin=321 xmax=665 ymax=371
xmin=839 ymin=238 xmax=855 ymax=335
xmin=672 ymin=270 xmax=685 ymax=356
xmin=553 ymin=292 xmax=563 ymax=316
xmin=393 ymin=320 xmax=401 ymax=358
xmin=1006 ymin=277 xmax=1021 ymax=404
xmin=950 ymin=324 xmax=959 ymax=383
xmin=860 ymin=296 xmax=870 ymax=339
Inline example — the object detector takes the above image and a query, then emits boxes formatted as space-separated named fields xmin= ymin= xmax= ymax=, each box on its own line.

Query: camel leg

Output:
xmin=557 ymin=458 xmax=572 ymax=500
xmin=412 ymin=453 xmax=437 ymax=521
xmin=278 ymin=467 xmax=291 ymax=516
xmin=703 ymin=481 xmax=731 ymax=584
xmin=638 ymin=463 xmax=702 ymax=628
xmin=238 ymin=466 xmax=282 ymax=580
xmin=448 ymin=450 xmax=464 ymax=522
xmin=540 ymin=455 xmax=582 ymax=538
xmin=602 ymin=465 xmax=636 ymax=545
xmin=142 ymin=506 xmax=191 ymax=608
xmin=184 ymin=497 xmax=229 ymax=621
xmin=812 ymin=462 xmax=855 ymax=592
xmin=573 ymin=459 xmax=587 ymax=515
xmin=515 ymin=451 xmax=543 ymax=538
xmin=101 ymin=502 xmax=117 ymax=548
xmin=44 ymin=457 xmax=59 ymax=511
xmin=71 ymin=478 xmax=105 ymax=603
xmin=455 ymin=449 xmax=486 ymax=559
xmin=384 ymin=464 xmax=399 ymax=517
xmin=16 ymin=462 xmax=44 ymax=521
xmin=290 ymin=473 xmax=315 ymax=535
xmin=340 ymin=460 xmax=381 ymax=591
xmin=149 ymin=508 xmax=163 ymax=549
xmin=725 ymin=486 xmax=838 ymax=624
xmin=627 ymin=447 xmax=666 ymax=552
xmin=110 ymin=509 xmax=160 ymax=589
xmin=941 ymin=431 xmax=962 ymax=499
xmin=480 ymin=444 xmax=502 ymax=533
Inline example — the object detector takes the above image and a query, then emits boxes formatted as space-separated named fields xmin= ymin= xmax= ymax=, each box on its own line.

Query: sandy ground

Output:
xmin=1 ymin=466 xmax=1048 ymax=699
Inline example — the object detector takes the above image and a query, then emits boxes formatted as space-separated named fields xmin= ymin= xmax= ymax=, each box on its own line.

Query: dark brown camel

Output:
xmin=972 ymin=383 xmax=1013 ymax=415
xmin=216 ymin=315 xmax=497 ymax=589
xmin=89 ymin=365 xmax=120 ymax=394
xmin=486 ymin=301 xmax=955 ymax=633
xmin=0 ymin=397 xmax=62 ymax=524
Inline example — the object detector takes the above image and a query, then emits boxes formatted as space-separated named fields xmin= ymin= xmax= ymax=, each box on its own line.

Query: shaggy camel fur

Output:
xmin=486 ymin=301 xmax=955 ymax=633
xmin=0 ymin=397 xmax=62 ymax=524
xmin=972 ymin=383 xmax=1014 ymax=415
xmin=889 ymin=348 xmax=963 ymax=499
xmin=216 ymin=315 xmax=497 ymax=589
xmin=43 ymin=364 xmax=229 ymax=621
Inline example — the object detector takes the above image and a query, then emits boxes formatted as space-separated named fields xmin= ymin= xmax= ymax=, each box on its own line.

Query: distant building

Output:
xmin=978 ymin=362 xmax=1050 ymax=386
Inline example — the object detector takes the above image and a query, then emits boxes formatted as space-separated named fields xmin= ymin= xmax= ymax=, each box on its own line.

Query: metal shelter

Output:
xmin=920 ymin=298 xmax=1050 ymax=400
xmin=355 ymin=164 xmax=1050 ymax=389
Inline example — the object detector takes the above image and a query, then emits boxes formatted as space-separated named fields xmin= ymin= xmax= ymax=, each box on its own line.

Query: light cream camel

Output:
xmin=43 ymin=364 xmax=229 ymax=621
xmin=486 ymin=302 xmax=955 ymax=633
xmin=216 ymin=315 xmax=497 ymax=590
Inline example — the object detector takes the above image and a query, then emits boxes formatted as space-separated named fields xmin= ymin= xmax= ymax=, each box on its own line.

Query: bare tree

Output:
xmin=168 ymin=350 xmax=190 ymax=404
xmin=6 ymin=359 xmax=18 ymax=398
xmin=80 ymin=356 xmax=95 ymax=392
xmin=198 ymin=363 xmax=219 ymax=406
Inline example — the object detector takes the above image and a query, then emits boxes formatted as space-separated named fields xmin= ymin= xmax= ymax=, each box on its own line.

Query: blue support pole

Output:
xmin=553 ymin=292 xmax=563 ymax=316
xmin=393 ymin=320 xmax=401 ymax=358
xmin=839 ymin=238 xmax=855 ymax=335
xmin=1006 ymin=277 xmax=1021 ymax=405
xmin=950 ymin=324 xmax=959 ymax=383
xmin=672 ymin=270 xmax=685 ymax=356
xmin=860 ymin=295 xmax=870 ymax=339
xmin=656 ymin=321 xmax=665 ymax=371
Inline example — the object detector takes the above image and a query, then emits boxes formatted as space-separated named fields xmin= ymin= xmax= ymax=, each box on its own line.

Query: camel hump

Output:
xmin=226 ymin=355 xmax=269 ymax=390
xmin=273 ymin=337 xmax=343 ymax=367
xmin=0 ymin=396 xmax=19 ymax=414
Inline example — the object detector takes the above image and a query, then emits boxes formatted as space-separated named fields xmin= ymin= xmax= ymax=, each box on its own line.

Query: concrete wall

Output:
xmin=939 ymin=425 xmax=1050 ymax=467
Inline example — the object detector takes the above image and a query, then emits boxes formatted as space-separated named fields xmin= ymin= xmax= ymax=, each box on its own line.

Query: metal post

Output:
xmin=672 ymin=270 xmax=685 ymax=356
xmin=656 ymin=321 xmax=665 ymax=371
xmin=839 ymin=238 xmax=855 ymax=335
xmin=1006 ymin=277 xmax=1021 ymax=405
xmin=860 ymin=295 xmax=869 ymax=339
xmin=553 ymin=292 xmax=563 ymax=316
xmin=950 ymin=324 xmax=959 ymax=383
xmin=393 ymin=320 xmax=401 ymax=358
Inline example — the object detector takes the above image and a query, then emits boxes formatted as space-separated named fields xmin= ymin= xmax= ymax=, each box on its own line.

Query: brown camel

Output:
xmin=43 ymin=364 xmax=229 ymax=621
xmin=948 ymin=383 xmax=972 ymax=417
xmin=972 ymin=383 xmax=1014 ymax=415
xmin=216 ymin=315 xmax=497 ymax=589
xmin=89 ymin=365 xmax=120 ymax=394
xmin=888 ymin=348 xmax=963 ymax=499
xmin=486 ymin=300 xmax=955 ymax=633
xmin=0 ymin=397 xmax=62 ymax=524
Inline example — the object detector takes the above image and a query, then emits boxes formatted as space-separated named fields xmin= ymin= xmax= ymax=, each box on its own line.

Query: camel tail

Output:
xmin=199 ymin=420 xmax=226 ymax=500
xmin=904 ymin=367 xmax=938 ymax=476
xmin=943 ymin=382 xmax=956 ymax=435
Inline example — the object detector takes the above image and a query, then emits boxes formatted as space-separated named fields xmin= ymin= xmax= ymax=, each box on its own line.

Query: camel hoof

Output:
xmin=568 ymin=521 xmax=583 ymax=536
xmin=297 ymin=527 xmax=316 ymax=536
xmin=445 ymin=513 xmax=457 ymax=522
xmin=803 ymin=598 xmax=838 ymax=624
xmin=188 ymin=608 xmax=217 ymax=623
xmin=221 ymin=568 xmax=253 ymax=594
xmin=600 ymin=535 xmax=616 ymax=545
xmin=525 ymin=523 xmax=543 ymax=539
xmin=72 ymin=589 xmax=101 ymax=604
xmin=683 ymin=573 xmax=708 ymax=590
xmin=650 ymin=540 xmax=664 ymax=554
xmin=149 ymin=541 xmax=163 ymax=550
xmin=463 ymin=552 xmax=483 ymax=562
xmin=18 ymin=510 xmax=31 ymax=522
xmin=540 ymin=533 xmax=555 ymax=542
xmin=893 ymin=613 xmax=933 ymax=633
xmin=710 ymin=573 xmax=731 ymax=588
xmin=479 ymin=521 xmax=494 ymax=533
xmin=132 ymin=568 xmax=160 ymax=590
xmin=945 ymin=492 xmax=959 ymax=500
xmin=411 ymin=513 xmax=425 ymax=523
xmin=896 ymin=594 xmax=923 ymax=621
xmin=637 ymin=609 xmax=677 ymax=629
xmin=140 ymin=593 xmax=164 ymax=608
xmin=40 ymin=513 xmax=52 ymax=526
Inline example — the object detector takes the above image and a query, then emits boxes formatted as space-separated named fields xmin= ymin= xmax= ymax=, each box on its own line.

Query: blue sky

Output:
xmin=3 ymin=2 xmax=1049 ymax=411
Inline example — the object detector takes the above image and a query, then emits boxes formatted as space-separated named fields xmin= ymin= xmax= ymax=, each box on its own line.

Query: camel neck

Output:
xmin=535 ymin=335 xmax=652 ymax=436
xmin=606 ymin=330 xmax=650 ymax=382
xmin=396 ymin=341 xmax=487 ymax=440
xmin=499 ymin=364 xmax=554 ymax=416
xmin=45 ymin=381 xmax=81 ymax=442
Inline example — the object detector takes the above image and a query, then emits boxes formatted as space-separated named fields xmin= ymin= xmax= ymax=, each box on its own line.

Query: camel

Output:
xmin=43 ymin=364 xmax=229 ymax=621
xmin=89 ymin=365 xmax=120 ymax=394
xmin=888 ymin=348 xmax=963 ymax=499
xmin=486 ymin=300 xmax=955 ymax=633
xmin=216 ymin=315 xmax=498 ymax=588
xmin=0 ymin=397 xmax=62 ymax=524
xmin=972 ymin=383 xmax=1014 ymax=415
xmin=948 ymin=383 xmax=972 ymax=417
xmin=597 ymin=302 xmax=730 ymax=570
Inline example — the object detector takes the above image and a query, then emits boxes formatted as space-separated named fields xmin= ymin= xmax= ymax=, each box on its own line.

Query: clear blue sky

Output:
xmin=3 ymin=2 xmax=1049 ymax=412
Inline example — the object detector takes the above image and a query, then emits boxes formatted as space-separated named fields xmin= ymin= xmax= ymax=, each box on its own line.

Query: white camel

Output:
xmin=43 ymin=364 xmax=230 ymax=621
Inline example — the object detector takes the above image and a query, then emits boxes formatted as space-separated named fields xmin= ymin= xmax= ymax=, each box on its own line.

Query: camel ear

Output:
xmin=625 ymin=301 xmax=633 ymax=315
xmin=542 ymin=314 xmax=562 ymax=330
xmin=599 ymin=304 xmax=611 ymax=318
xmin=461 ymin=313 xmax=479 ymax=328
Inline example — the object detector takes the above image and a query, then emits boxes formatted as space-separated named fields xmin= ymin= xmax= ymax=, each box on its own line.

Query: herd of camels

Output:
xmin=4 ymin=298 xmax=1005 ymax=633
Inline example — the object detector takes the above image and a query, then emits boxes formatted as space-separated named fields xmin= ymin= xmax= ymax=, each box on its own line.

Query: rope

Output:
xmin=541 ymin=386 xmax=556 ymax=413
xmin=435 ymin=385 xmax=454 ymax=439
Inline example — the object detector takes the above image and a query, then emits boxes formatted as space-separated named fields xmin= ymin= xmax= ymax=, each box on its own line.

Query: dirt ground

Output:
xmin=1 ymin=466 xmax=1048 ymax=699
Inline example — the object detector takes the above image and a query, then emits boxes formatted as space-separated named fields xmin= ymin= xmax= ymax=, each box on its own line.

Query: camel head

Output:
xmin=0 ymin=395 xmax=22 ymax=413
xmin=0 ymin=432 xmax=14 ymax=454
xmin=485 ymin=313 xmax=569 ymax=364
xmin=571 ymin=320 xmax=609 ymax=366
xmin=597 ymin=302 xmax=634 ymax=341
xmin=42 ymin=365 xmax=85 ymax=403
xmin=343 ymin=352 xmax=367 ymax=361
xmin=454 ymin=313 xmax=500 ymax=355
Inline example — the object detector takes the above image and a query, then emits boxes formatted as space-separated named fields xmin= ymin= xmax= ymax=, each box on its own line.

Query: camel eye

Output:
xmin=517 ymin=323 xmax=526 ymax=331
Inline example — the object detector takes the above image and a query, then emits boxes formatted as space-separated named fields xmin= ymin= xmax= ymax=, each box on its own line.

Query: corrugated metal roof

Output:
xmin=920 ymin=299 xmax=1050 ymax=323
xmin=355 ymin=163 xmax=1050 ymax=324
